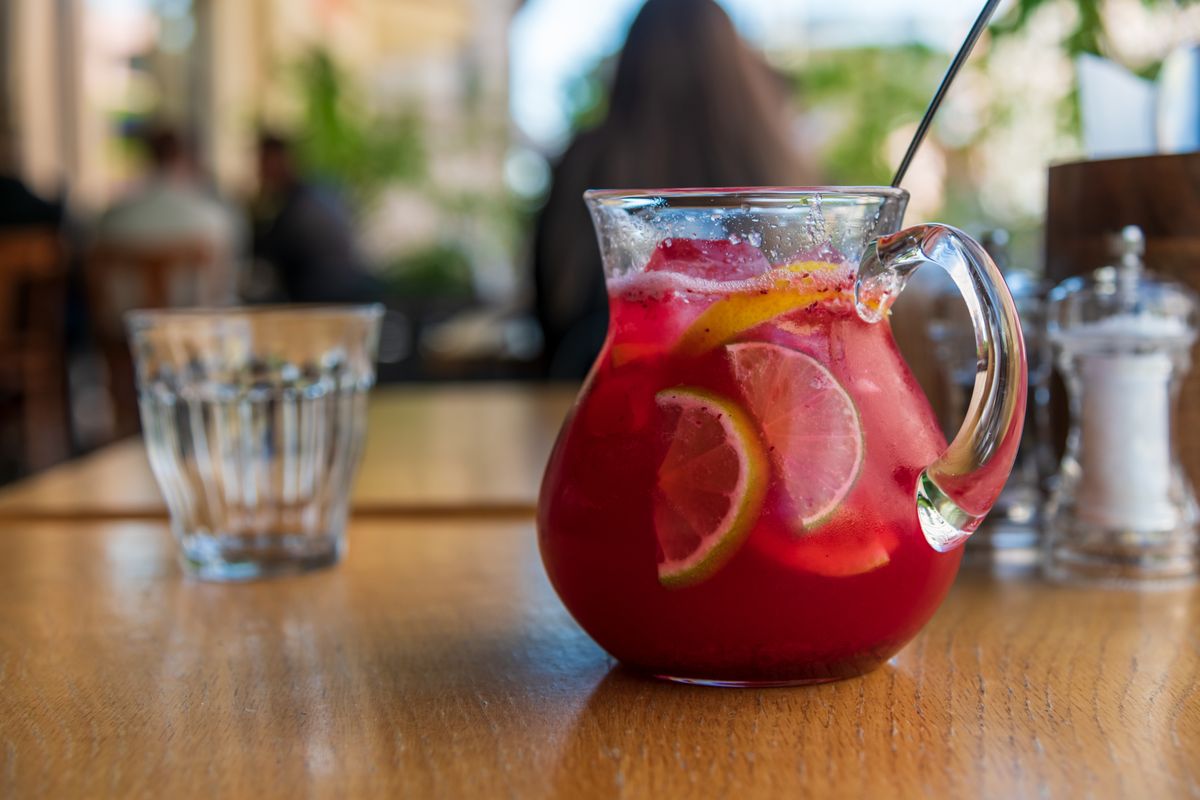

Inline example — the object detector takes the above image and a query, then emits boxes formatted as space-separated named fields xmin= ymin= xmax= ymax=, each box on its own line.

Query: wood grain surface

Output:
xmin=2 ymin=519 xmax=1196 ymax=799
xmin=0 ymin=383 xmax=576 ymax=521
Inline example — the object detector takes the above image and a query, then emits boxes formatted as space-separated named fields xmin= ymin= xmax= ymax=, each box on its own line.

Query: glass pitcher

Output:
xmin=538 ymin=188 xmax=1027 ymax=686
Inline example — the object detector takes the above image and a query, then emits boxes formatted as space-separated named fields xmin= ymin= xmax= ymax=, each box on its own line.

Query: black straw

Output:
xmin=891 ymin=0 xmax=1002 ymax=188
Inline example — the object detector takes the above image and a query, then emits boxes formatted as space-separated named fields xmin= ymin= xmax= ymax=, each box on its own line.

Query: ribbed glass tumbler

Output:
xmin=126 ymin=305 xmax=383 ymax=580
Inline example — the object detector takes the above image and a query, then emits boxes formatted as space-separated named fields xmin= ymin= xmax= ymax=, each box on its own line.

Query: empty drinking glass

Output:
xmin=126 ymin=305 xmax=383 ymax=580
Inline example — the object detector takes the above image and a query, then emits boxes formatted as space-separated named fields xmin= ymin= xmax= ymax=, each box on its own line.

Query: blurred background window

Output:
xmin=0 ymin=0 xmax=1197 ymax=479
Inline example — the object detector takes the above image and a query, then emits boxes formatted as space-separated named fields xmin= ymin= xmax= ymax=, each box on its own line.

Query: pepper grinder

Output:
xmin=1044 ymin=226 xmax=1200 ymax=585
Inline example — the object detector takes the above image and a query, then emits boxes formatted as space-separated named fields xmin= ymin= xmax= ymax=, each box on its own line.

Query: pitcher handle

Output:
xmin=855 ymin=224 xmax=1027 ymax=552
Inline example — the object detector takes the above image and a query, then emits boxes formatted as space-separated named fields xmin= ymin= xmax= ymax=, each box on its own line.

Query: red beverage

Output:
xmin=539 ymin=241 xmax=963 ymax=685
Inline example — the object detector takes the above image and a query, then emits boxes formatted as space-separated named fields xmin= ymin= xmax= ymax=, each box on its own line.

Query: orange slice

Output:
xmin=674 ymin=262 xmax=847 ymax=355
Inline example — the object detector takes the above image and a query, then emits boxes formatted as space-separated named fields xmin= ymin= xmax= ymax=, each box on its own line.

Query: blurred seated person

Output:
xmin=94 ymin=125 xmax=241 ymax=306
xmin=533 ymin=0 xmax=815 ymax=378
xmin=252 ymin=133 xmax=383 ymax=304
xmin=0 ymin=131 xmax=75 ymax=340
xmin=0 ymin=134 xmax=71 ymax=474
xmin=0 ymin=131 xmax=65 ymax=231
xmin=0 ymin=175 xmax=64 ymax=232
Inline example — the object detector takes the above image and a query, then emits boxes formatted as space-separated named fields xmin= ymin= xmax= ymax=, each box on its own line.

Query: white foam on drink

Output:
xmin=607 ymin=261 xmax=857 ymax=300
xmin=607 ymin=270 xmax=768 ymax=297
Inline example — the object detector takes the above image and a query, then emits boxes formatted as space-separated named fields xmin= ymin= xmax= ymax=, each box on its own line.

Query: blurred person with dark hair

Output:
xmin=0 ymin=130 xmax=65 ymax=230
xmin=532 ymin=0 xmax=815 ymax=378
xmin=252 ymin=133 xmax=382 ymax=304
xmin=95 ymin=125 xmax=242 ymax=305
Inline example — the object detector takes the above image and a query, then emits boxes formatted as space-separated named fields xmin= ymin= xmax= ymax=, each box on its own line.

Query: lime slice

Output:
xmin=727 ymin=342 xmax=864 ymax=529
xmin=654 ymin=388 xmax=767 ymax=588
xmin=673 ymin=262 xmax=848 ymax=355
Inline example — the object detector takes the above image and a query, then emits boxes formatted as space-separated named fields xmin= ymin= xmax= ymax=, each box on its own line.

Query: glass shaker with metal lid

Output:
xmin=1045 ymin=225 xmax=1199 ymax=585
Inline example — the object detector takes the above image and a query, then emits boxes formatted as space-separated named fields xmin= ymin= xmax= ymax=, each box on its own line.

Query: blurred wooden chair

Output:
xmin=0 ymin=228 xmax=70 ymax=474
xmin=86 ymin=239 xmax=218 ymax=438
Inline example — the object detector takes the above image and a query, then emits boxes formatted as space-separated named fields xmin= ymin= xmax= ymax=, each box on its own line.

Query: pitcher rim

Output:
xmin=584 ymin=186 xmax=909 ymax=206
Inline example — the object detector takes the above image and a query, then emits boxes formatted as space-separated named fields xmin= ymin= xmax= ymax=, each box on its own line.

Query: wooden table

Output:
xmin=2 ymin=517 xmax=1197 ymax=798
xmin=0 ymin=384 xmax=577 ymax=521
xmin=3 ymin=383 xmax=1198 ymax=797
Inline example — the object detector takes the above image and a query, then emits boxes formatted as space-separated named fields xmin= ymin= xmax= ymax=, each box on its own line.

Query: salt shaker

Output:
xmin=1045 ymin=226 xmax=1200 ymax=585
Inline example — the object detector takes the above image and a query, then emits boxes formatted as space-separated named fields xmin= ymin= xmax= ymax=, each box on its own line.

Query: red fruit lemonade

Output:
xmin=538 ymin=239 xmax=964 ymax=685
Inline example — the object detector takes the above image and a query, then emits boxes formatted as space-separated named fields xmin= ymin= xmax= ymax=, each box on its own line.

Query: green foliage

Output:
xmin=564 ymin=58 xmax=613 ymax=134
xmin=993 ymin=0 xmax=1198 ymax=66
xmin=286 ymin=49 xmax=524 ymax=301
xmin=989 ymin=0 xmax=1197 ymax=150
xmin=384 ymin=241 xmax=476 ymax=298
xmin=294 ymin=49 xmax=426 ymax=203
xmin=792 ymin=44 xmax=948 ymax=185
xmin=791 ymin=1 xmax=1197 ymax=209
xmin=992 ymin=0 xmax=1105 ymax=57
